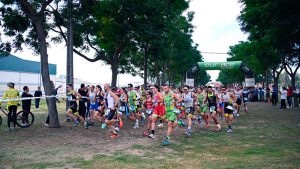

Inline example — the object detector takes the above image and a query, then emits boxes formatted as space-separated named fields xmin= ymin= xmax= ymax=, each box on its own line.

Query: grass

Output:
xmin=0 ymin=101 xmax=299 ymax=169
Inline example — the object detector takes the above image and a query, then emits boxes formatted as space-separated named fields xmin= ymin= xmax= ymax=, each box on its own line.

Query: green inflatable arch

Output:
xmin=186 ymin=61 xmax=255 ymax=87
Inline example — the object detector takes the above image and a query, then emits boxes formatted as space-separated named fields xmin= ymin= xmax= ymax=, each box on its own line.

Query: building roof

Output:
xmin=0 ymin=54 xmax=56 ymax=75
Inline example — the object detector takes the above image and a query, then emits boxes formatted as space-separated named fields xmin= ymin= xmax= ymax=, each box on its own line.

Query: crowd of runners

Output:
xmin=62 ymin=83 xmax=250 ymax=145
xmin=0 ymin=81 xmax=251 ymax=145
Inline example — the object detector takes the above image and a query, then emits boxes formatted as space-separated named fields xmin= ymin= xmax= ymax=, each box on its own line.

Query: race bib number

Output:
xmin=209 ymin=106 xmax=216 ymax=113
xmin=105 ymin=109 xmax=110 ymax=116
xmin=67 ymin=96 xmax=72 ymax=101
xmin=119 ymin=106 xmax=126 ymax=112
xmin=244 ymin=97 xmax=248 ymax=101
xmin=146 ymin=109 xmax=153 ymax=115
xmin=226 ymin=105 xmax=233 ymax=110
xmin=129 ymin=106 xmax=135 ymax=112
xmin=173 ymin=108 xmax=181 ymax=114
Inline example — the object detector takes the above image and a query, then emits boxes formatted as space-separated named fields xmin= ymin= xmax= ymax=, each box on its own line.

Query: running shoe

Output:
xmin=178 ymin=119 xmax=186 ymax=127
xmin=185 ymin=129 xmax=191 ymax=136
xmin=162 ymin=139 xmax=170 ymax=146
xmin=84 ymin=122 xmax=89 ymax=130
xmin=205 ymin=122 xmax=210 ymax=128
xmin=148 ymin=134 xmax=155 ymax=139
xmin=73 ymin=120 xmax=80 ymax=127
xmin=111 ymin=134 xmax=119 ymax=139
xmin=44 ymin=123 xmax=49 ymax=127
xmin=133 ymin=125 xmax=139 ymax=129
xmin=227 ymin=129 xmax=233 ymax=133
xmin=216 ymin=124 xmax=222 ymax=131
xmin=157 ymin=123 xmax=163 ymax=128
xmin=101 ymin=123 xmax=106 ymax=129
xmin=114 ymin=127 xmax=120 ymax=132
xmin=143 ymin=130 xmax=150 ymax=136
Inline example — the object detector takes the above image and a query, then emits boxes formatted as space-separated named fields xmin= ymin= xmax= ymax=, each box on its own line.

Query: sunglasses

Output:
xmin=150 ymin=88 xmax=155 ymax=90
xmin=183 ymin=88 xmax=188 ymax=90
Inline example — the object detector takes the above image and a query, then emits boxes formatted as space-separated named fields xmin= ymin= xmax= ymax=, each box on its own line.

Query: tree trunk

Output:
xmin=291 ymin=74 xmax=296 ymax=90
xmin=35 ymin=19 xmax=60 ymax=128
xmin=143 ymin=44 xmax=148 ymax=88
xmin=111 ymin=56 xmax=118 ymax=87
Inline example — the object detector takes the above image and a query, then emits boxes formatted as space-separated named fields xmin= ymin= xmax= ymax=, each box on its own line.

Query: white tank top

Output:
xmin=184 ymin=92 xmax=193 ymax=108
xmin=105 ymin=91 xmax=114 ymax=109
xmin=222 ymin=93 xmax=230 ymax=103
xmin=89 ymin=92 xmax=95 ymax=104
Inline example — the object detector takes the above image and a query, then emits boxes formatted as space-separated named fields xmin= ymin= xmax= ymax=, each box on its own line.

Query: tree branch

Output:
xmin=18 ymin=0 xmax=38 ymax=18
xmin=39 ymin=0 xmax=54 ymax=14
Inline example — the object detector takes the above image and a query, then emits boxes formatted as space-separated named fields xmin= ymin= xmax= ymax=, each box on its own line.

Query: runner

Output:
xmin=93 ymin=85 xmax=106 ymax=128
xmin=103 ymin=84 xmax=120 ymax=139
xmin=220 ymin=87 xmax=235 ymax=133
xmin=196 ymin=87 xmax=209 ymax=127
xmin=241 ymin=87 xmax=250 ymax=112
xmin=204 ymin=86 xmax=221 ymax=131
xmin=85 ymin=85 xmax=96 ymax=129
xmin=0 ymin=82 xmax=20 ymax=131
xmin=148 ymin=84 xmax=165 ymax=139
xmin=127 ymin=84 xmax=141 ymax=129
xmin=182 ymin=85 xmax=198 ymax=136
xmin=143 ymin=91 xmax=154 ymax=136
xmin=65 ymin=84 xmax=85 ymax=127
xmin=162 ymin=85 xmax=183 ymax=145
xmin=234 ymin=87 xmax=242 ymax=117
xmin=216 ymin=88 xmax=224 ymax=120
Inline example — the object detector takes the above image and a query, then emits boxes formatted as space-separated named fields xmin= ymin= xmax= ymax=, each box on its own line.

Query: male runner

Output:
xmin=220 ymin=87 xmax=235 ymax=133
xmin=205 ymin=86 xmax=221 ymax=131
xmin=128 ymin=84 xmax=141 ymax=129
xmin=196 ymin=87 xmax=209 ymax=127
xmin=241 ymin=87 xmax=250 ymax=112
xmin=182 ymin=85 xmax=198 ymax=136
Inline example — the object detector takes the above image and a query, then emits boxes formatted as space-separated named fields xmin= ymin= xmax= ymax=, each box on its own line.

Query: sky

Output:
xmin=13 ymin=0 xmax=248 ymax=85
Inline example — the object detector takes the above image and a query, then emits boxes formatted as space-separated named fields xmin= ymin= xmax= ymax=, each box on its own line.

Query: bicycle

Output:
xmin=0 ymin=106 xmax=34 ymax=128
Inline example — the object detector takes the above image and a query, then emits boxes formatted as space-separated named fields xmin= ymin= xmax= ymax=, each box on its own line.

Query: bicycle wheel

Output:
xmin=16 ymin=111 xmax=35 ymax=128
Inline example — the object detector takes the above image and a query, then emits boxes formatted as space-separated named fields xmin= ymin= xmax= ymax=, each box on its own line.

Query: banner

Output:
xmin=185 ymin=78 xmax=194 ymax=87
xmin=245 ymin=78 xmax=255 ymax=87
xmin=198 ymin=61 xmax=242 ymax=70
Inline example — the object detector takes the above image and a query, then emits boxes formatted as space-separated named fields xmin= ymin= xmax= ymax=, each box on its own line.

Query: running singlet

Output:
xmin=89 ymin=92 xmax=96 ymax=104
xmin=145 ymin=99 xmax=153 ymax=109
xmin=67 ymin=90 xmax=77 ymax=109
xmin=2 ymin=88 xmax=20 ymax=106
xmin=197 ymin=93 xmax=205 ymax=105
xmin=184 ymin=92 xmax=193 ymax=108
xmin=164 ymin=93 xmax=174 ymax=113
xmin=222 ymin=93 xmax=230 ymax=103
xmin=242 ymin=90 xmax=249 ymax=101
xmin=95 ymin=92 xmax=104 ymax=106
xmin=128 ymin=90 xmax=137 ymax=106
xmin=235 ymin=90 xmax=241 ymax=99
xmin=105 ymin=92 xmax=114 ymax=109
xmin=207 ymin=93 xmax=217 ymax=107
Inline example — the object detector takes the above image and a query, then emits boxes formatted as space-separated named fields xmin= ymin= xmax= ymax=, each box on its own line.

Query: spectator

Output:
xmin=34 ymin=86 xmax=42 ymax=109
xmin=271 ymin=84 xmax=279 ymax=106
xmin=280 ymin=87 xmax=287 ymax=109
xmin=287 ymin=86 xmax=293 ymax=108
xmin=21 ymin=86 xmax=33 ymax=126
xmin=266 ymin=86 xmax=271 ymax=103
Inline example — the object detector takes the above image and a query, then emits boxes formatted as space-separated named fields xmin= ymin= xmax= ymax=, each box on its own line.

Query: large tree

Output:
xmin=0 ymin=0 xmax=60 ymax=127
xmin=238 ymin=0 xmax=300 ymax=88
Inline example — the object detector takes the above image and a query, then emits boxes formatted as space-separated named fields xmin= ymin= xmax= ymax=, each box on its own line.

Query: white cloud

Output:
xmin=188 ymin=0 xmax=248 ymax=81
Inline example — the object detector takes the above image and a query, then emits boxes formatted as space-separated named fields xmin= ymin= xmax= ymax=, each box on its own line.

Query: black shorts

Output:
xmin=185 ymin=107 xmax=194 ymax=115
xmin=224 ymin=102 xmax=233 ymax=114
xmin=68 ymin=106 xmax=78 ymax=113
xmin=106 ymin=109 xmax=116 ymax=120
xmin=236 ymin=98 xmax=242 ymax=105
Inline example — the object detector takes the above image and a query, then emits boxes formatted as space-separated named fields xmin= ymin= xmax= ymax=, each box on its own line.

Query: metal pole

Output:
xmin=66 ymin=0 xmax=73 ymax=113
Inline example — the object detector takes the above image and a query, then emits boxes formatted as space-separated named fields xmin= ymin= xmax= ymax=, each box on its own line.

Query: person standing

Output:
xmin=280 ymin=87 xmax=287 ymax=110
xmin=287 ymin=86 xmax=293 ymax=108
xmin=21 ymin=86 xmax=33 ymax=126
xmin=271 ymin=84 xmax=279 ymax=106
xmin=0 ymin=82 xmax=20 ymax=131
xmin=34 ymin=86 xmax=42 ymax=109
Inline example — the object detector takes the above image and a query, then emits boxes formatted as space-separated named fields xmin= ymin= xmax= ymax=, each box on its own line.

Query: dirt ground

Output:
xmin=0 ymin=106 xmax=190 ymax=168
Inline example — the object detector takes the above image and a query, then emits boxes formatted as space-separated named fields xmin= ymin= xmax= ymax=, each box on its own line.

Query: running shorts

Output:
xmin=236 ymin=98 xmax=242 ymax=105
xmin=153 ymin=104 xmax=165 ymax=117
xmin=166 ymin=111 xmax=176 ymax=122
xmin=106 ymin=109 xmax=116 ymax=120
xmin=89 ymin=103 xmax=99 ymax=111
xmin=224 ymin=102 xmax=233 ymax=115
